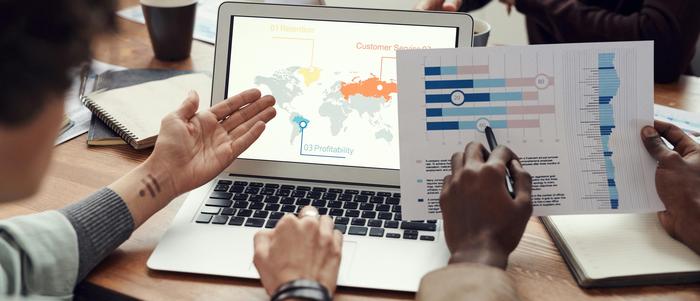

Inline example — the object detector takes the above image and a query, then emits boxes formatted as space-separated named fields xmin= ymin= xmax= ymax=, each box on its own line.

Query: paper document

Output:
xmin=654 ymin=104 xmax=700 ymax=136
xmin=397 ymin=41 xmax=663 ymax=219
xmin=55 ymin=60 xmax=126 ymax=145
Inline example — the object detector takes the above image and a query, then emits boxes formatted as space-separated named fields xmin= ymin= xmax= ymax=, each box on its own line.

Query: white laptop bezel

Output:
xmin=212 ymin=2 xmax=473 ymax=186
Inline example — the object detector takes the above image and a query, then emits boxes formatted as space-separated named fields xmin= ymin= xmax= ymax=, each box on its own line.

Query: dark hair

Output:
xmin=0 ymin=0 xmax=117 ymax=126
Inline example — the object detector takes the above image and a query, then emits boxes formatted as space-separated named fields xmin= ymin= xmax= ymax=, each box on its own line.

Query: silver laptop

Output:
xmin=148 ymin=2 xmax=473 ymax=292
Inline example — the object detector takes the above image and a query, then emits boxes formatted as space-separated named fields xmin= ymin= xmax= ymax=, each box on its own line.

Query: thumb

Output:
xmin=641 ymin=126 xmax=676 ymax=164
xmin=443 ymin=0 xmax=461 ymax=11
xmin=657 ymin=211 xmax=676 ymax=239
xmin=416 ymin=0 xmax=441 ymax=10
xmin=175 ymin=90 xmax=200 ymax=120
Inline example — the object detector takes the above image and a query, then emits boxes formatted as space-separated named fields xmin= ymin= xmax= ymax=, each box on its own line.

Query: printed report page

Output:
xmin=396 ymin=41 xmax=663 ymax=220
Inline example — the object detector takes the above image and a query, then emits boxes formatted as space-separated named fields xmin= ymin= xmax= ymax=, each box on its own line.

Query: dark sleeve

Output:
xmin=515 ymin=0 xmax=700 ymax=83
xmin=59 ymin=188 xmax=134 ymax=282
xmin=459 ymin=0 xmax=493 ymax=12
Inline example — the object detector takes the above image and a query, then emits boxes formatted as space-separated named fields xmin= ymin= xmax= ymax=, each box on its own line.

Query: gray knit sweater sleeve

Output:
xmin=59 ymin=188 xmax=134 ymax=282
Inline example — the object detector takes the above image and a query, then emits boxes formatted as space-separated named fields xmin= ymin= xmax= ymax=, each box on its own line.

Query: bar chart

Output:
xmin=397 ymin=42 xmax=661 ymax=218
xmin=422 ymin=61 xmax=556 ymax=135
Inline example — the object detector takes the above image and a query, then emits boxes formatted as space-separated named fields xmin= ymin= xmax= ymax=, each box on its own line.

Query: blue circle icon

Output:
xmin=450 ymin=90 xmax=465 ymax=106
xmin=298 ymin=120 xmax=308 ymax=129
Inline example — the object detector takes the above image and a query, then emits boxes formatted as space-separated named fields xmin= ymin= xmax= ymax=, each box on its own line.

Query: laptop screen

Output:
xmin=225 ymin=16 xmax=459 ymax=170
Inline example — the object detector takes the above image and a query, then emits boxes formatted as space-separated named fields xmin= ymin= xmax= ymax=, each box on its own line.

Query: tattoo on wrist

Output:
xmin=139 ymin=174 xmax=161 ymax=197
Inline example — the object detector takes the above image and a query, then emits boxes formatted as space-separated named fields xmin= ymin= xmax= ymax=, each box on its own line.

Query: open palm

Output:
xmin=148 ymin=89 xmax=276 ymax=196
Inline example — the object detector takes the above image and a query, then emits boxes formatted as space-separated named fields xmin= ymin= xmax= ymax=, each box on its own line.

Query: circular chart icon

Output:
xmin=298 ymin=120 xmax=308 ymax=129
xmin=535 ymin=74 xmax=550 ymax=89
xmin=450 ymin=90 xmax=465 ymax=106
xmin=475 ymin=118 xmax=491 ymax=132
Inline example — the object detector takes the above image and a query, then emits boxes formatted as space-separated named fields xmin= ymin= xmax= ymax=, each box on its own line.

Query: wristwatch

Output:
xmin=271 ymin=279 xmax=332 ymax=301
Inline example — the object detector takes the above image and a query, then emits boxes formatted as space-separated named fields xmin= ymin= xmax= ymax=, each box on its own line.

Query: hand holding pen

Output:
xmin=484 ymin=126 xmax=516 ymax=198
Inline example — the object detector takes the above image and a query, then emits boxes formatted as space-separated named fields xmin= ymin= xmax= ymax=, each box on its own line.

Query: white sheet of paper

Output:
xmin=396 ymin=41 xmax=663 ymax=220
xmin=654 ymin=104 xmax=700 ymax=136
xmin=55 ymin=60 xmax=126 ymax=145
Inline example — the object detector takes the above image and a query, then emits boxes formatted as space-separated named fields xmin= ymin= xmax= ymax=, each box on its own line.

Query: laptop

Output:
xmin=148 ymin=2 xmax=473 ymax=292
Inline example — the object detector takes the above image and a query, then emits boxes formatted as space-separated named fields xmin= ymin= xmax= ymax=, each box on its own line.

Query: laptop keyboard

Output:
xmin=194 ymin=178 xmax=439 ymax=241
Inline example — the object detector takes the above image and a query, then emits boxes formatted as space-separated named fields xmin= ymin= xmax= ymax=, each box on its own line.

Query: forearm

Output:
xmin=59 ymin=189 xmax=134 ymax=282
xmin=517 ymin=0 xmax=700 ymax=82
xmin=58 ymin=159 xmax=177 ymax=282
xmin=107 ymin=158 xmax=178 ymax=228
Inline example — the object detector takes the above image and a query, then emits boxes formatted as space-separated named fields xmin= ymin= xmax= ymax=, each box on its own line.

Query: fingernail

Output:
xmin=188 ymin=90 xmax=196 ymax=98
xmin=511 ymin=159 xmax=520 ymax=167
xmin=642 ymin=126 xmax=657 ymax=138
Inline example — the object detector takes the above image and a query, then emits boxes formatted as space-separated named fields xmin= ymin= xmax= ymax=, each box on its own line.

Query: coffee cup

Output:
xmin=472 ymin=18 xmax=491 ymax=47
xmin=141 ymin=0 xmax=197 ymax=61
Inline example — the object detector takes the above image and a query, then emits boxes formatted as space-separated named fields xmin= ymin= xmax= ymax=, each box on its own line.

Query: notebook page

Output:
xmin=549 ymin=214 xmax=700 ymax=280
xmin=87 ymin=73 xmax=212 ymax=140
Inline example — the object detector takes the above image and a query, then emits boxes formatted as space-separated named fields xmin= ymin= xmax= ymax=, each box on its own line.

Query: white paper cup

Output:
xmin=472 ymin=18 xmax=491 ymax=47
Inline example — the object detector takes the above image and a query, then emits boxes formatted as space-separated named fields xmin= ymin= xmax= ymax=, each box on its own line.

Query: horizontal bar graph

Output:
xmin=423 ymin=63 xmax=555 ymax=133
xmin=426 ymin=105 xmax=555 ymax=117
xmin=425 ymin=76 xmax=554 ymax=90
xmin=427 ymin=119 xmax=540 ymax=131
xmin=426 ymin=91 xmax=539 ymax=104
xmin=424 ymin=65 xmax=490 ymax=76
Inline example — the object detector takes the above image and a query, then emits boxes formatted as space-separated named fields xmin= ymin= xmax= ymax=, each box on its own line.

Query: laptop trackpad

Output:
xmin=247 ymin=241 xmax=357 ymax=281
xmin=338 ymin=241 xmax=357 ymax=281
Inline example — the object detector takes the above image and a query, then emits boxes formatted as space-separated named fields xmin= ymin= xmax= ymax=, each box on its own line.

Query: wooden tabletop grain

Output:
xmin=4 ymin=0 xmax=700 ymax=300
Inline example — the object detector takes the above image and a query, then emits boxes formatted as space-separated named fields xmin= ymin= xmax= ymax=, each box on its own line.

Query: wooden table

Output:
xmin=4 ymin=1 xmax=700 ymax=300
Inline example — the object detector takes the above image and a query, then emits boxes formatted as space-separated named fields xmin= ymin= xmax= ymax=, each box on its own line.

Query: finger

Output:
xmin=415 ymin=0 xmax=440 ymax=10
xmin=333 ymin=228 xmax=343 ymax=250
xmin=318 ymin=215 xmax=335 ymax=251
xmin=318 ymin=215 xmax=335 ymax=255
xmin=442 ymin=0 xmax=461 ymax=11
xmin=299 ymin=205 xmax=320 ymax=219
xmin=210 ymin=88 xmax=262 ymax=120
xmin=641 ymin=125 xmax=682 ymax=165
xmin=657 ymin=211 xmax=676 ymax=239
xmin=464 ymin=142 xmax=488 ymax=170
xmin=253 ymin=230 xmax=271 ymax=251
xmin=253 ymin=231 xmax=271 ymax=263
xmin=174 ymin=91 xmax=200 ymax=120
xmin=228 ymin=106 xmax=277 ymax=139
xmin=276 ymin=212 xmax=298 ymax=230
xmin=441 ymin=174 xmax=452 ymax=191
xmin=221 ymin=95 xmax=275 ymax=132
xmin=509 ymin=159 xmax=533 ymax=213
xmin=654 ymin=120 xmax=698 ymax=156
xmin=487 ymin=145 xmax=517 ymax=165
xmin=450 ymin=152 xmax=464 ymax=175
xmin=229 ymin=121 xmax=266 ymax=158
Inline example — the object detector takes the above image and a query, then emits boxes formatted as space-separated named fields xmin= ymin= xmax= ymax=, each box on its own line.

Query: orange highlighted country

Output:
xmin=340 ymin=76 xmax=397 ymax=101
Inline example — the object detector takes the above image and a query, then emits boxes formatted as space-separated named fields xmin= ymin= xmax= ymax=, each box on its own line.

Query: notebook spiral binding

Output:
xmin=81 ymin=95 xmax=140 ymax=148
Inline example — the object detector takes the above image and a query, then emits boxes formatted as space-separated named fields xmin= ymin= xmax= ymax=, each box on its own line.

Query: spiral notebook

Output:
xmin=87 ymin=68 xmax=193 ymax=146
xmin=82 ymin=73 xmax=211 ymax=149
xmin=542 ymin=214 xmax=700 ymax=287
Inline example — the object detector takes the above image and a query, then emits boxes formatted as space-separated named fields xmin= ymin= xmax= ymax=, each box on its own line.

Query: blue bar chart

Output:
xmin=598 ymin=53 xmax=621 ymax=209
xmin=422 ymin=62 xmax=556 ymax=133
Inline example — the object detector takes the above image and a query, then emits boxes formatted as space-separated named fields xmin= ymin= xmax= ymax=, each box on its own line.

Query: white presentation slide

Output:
xmin=226 ymin=17 xmax=457 ymax=169
xmin=397 ymin=41 xmax=665 ymax=219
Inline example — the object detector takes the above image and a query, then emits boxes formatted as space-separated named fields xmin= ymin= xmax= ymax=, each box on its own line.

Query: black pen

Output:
xmin=484 ymin=126 xmax=516 ymax=198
